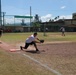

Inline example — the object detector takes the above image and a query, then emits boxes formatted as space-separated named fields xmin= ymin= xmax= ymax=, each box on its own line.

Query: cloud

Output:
xmin=60 ymin=6 xmax=66 ymax=9
xmin=59 ymin=15 xmax=72 ymax=19
xmin=5 ymin=14 xmax=32 ymax=24
xmin=41 ymin=14 xmax=72 ymax=22
xmin=5 ymin=17 xmax=14 ymax=24
xmin=4 ymin=14 xmax=72 ymax=24
xmin=41 ymin=14 xmax=53 ymax=22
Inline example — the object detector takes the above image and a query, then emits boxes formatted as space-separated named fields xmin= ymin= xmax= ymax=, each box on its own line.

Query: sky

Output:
xmin=1 ymin=0 xmax=76 ymax=23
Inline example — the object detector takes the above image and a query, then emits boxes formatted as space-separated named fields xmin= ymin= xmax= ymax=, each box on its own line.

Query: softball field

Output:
xmin=0 ymin=32 xmax=76 ymax=75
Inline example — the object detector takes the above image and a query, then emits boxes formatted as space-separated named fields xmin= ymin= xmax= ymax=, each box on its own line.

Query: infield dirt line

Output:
xmin=17 ymin=52 xmax=62 ymax=75
xmin=44 ymin=41 xmax=74 ymax=44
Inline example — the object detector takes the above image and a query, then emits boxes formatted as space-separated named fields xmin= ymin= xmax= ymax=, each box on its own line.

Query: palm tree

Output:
xmin=54 ymin=16 xmax=59 ymax=21
xmin=32 ymin=14 xmax=41 ymax=31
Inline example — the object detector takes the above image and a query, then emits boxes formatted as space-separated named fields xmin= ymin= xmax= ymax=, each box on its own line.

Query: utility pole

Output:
xmin=43 ymin=23 xmax=46 ymax=36
xmin=29 ymin=6 xmax=32 ymax=32
xmin=0 ymin=0 xmax=2 ymax=27
xmin=2 ymin=12 xmax=6 ymax=27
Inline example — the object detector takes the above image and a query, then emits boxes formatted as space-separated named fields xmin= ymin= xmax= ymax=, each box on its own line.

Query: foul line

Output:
xmin=18 ymin=52 xmax=62 ymax=75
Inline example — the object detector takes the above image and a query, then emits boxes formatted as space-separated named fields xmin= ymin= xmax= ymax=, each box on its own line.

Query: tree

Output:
xmin=54 ymin=16 xmax=59 ymax=21
xmin=49 ymin=19 xmax=52 ymax=22
xmin=34 ymin=14 xmax=39 ymax=22
xmin=21 ymin=19 xmax=26 ymax=26
xmin=32 ymin=14 xmax=41 ymax=32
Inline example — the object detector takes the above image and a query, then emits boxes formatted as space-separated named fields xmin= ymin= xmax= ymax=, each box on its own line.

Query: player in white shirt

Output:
xmin=60 ymin=27 xmax=65 ymax=36
xmin=20 ymin=32 xmax=40 ymax=52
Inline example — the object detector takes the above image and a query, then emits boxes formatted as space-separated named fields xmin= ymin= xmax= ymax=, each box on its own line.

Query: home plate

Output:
xmin=10 ymin=49 xmax=20 ymax=52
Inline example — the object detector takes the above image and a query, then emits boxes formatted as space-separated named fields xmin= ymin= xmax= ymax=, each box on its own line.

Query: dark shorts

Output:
xmin=62 ymin=31 xmax=65 ymax=34
xmin=0 ymin=31 xmax=2 ymax=36
xmin=24 ymin=42 xmax=36 ymax=49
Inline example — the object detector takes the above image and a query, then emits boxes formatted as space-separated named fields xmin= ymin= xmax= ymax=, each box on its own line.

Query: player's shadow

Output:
xmin=26 ymin=50 xmax=45 ymax=54
xmin=26 ymin=50 xmax=38 ymax=54
xmin=0 ymin=42 xmax=2 ymax=44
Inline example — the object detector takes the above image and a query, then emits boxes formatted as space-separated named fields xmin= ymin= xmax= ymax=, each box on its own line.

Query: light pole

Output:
xmin=0 ymin=0 xmax=2 ymax=27
xmin=2 ymin=12 xmax=6 ymax=29
xmin=43 ymin=22 xmax=46 ymax=36
xmin=29 ymin=6 xmax=32 ymax=32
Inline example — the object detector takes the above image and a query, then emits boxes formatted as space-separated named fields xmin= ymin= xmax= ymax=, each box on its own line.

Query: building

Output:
xmin=1 ymin=13 xmax=76 ymax=32
xmin=41 ymin=19 xmax=76 ymax=32
xmin=72 ymin=13 xmax=76 ymax=19
xmin=41 ymin=20 xmax=64 ymax=32
xmin=64 ymin=19 xmax=76 ymax=31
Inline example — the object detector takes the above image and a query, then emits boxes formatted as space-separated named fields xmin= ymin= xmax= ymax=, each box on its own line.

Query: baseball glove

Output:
xmin=40 ymin=40 xmax=44 ymax=43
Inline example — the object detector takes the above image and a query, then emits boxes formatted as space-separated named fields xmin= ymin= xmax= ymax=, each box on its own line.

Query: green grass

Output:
xmin=1 ymin=32 xmax=76 ymax=44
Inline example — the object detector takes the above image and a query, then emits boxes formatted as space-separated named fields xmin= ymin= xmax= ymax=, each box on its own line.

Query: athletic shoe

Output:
xmin=36 ymin=49 xmax=40 ymax=53
xmin=36 ymin=49 xmax=39 ymax=51
xmin=20 ymin=46 xmax=23 ymax=50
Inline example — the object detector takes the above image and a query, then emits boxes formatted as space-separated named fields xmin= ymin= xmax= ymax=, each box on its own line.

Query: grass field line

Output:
xmin=18 ymin=52 xmax=62 ymax=75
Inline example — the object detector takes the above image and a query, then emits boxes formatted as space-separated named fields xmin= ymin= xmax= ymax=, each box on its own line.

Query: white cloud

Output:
xmin=5 ymin=15 xmax=32 ymax=24
xmin=4 ymin=14 xmax=72 ymax=24
xmin=41 ymin=14 xmax=53 ymax=22
xmin=41 ymin=14 xmax=72 ymax=22
xmin=5 ymin=17 xmax=14 ymax=24
xmin=60 ymin=6 xmax=66 ymax=9
xmin=59 ymin=15 xmax=72 ymax=19
xmin=40 ymin=14 xmax=72 ymax=22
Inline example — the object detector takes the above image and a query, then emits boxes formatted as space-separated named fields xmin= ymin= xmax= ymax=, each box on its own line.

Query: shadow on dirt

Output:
xmin=26 ymin=50 xmax=39 ymax=54
xmin=26 ymin=50 xmax=45 ymax=54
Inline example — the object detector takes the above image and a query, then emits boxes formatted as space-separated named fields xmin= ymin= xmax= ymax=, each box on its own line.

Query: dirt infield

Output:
xmin=37 ymin=42 xmax=76 ymax=75
xmin=0 ymin=41 xmax=76 ymax=75
xmin=17 ymin=42 xmax=76 ymax=75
